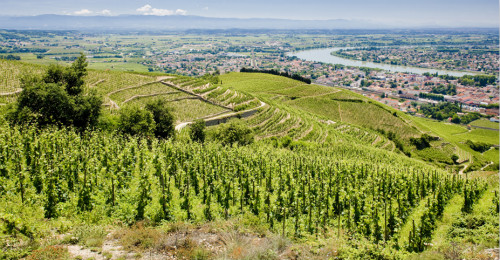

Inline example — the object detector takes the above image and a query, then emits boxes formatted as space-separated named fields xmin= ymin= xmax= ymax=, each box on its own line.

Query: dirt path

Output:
xmin=459 ymin=163 xmax=469 ymax=175
xmin=109 ymin=100 xmax=120 ymax=110
xmin=371 ymin=135 xmax=382 ymax=146
xmin=296 ymin=124 xmax=314 ymax=140
xmin=162 ymin=81 xmax=232 ymax=111
xmin=480 ymin=162 xmax=494 ymax=171
xmin=107 ymin=81 xmax=159 ymax=97
xmin=122 ymin=91 xmax=179 ymax=104
xmin=0 ymin=89 xmax=21 ymax=96
xmin=89 ymin=79 xmax=105 ymax=87
xmin=175 ymin=101 xmax=266 ymax=131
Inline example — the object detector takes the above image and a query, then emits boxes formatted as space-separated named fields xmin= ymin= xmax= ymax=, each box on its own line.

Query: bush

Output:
xmin=213 ymin=119 xmax=254 ymax=146
xmin=116 ymin=226 xmax=161 ymax=251
xmin=465 ymin=140 xmax=491 ymax=153
xmin=145 ymin=99 xmax=175 ymax=139
xmin=8 ymin=54 xmax=102 ymax=129
xmin=72 ymin=225 xmax=108 ymax=248
xmin=189 ymin=119 xmax=206 ymax=143
xmin=410 ymin=134 xmax=437 ymax=150
xmin=118 ymin=106 xmax=155 ymax=137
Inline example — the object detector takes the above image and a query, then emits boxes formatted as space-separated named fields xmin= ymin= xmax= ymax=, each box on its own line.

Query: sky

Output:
xmin=0 ymin=0 xmax=498 ymax=27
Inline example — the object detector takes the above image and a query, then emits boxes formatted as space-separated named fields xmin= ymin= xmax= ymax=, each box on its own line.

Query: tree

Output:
xmin=118 ymin=106 xmax=155 ymax=137
xmin=451 ymin=114 xmax=461 ymax=124
xmin=9 ymin=53 xmax=101 ymax=129
xmin=451 ymin=154 xmax=459 ymax=164
xmin=189 ymin=119 xmax=206 ymax=143
xmin=145 ymin=99 xmax=175 ymax=139
xmin=213 ymin=119 xmax=254 ymax=146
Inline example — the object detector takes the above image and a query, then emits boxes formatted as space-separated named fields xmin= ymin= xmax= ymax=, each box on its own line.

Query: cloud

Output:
xmin=74 ymin=9 xmax=92 ymax=15
xmin=136 ymin=4 xmax=187 ymax=16
xmin=175 ymin=9 xmax=187 ymax=15
xmin=100 ymin=9 xmax=112 ymax=15
xmin=136 ymin=4 xmax=152 ymax=13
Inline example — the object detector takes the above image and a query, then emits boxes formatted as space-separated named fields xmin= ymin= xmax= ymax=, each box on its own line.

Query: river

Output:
xmin=287 ymin=47 xmax=474 ymax=77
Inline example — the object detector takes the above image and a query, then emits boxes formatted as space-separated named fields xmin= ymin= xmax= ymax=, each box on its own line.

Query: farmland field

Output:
xmin=470 ymin=118 xmax=500 ymax=129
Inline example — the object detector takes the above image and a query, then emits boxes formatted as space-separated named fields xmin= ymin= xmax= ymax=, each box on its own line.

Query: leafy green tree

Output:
xmin=9 ymin=53 xmax=101 ymax=129
xmin=451 ymin=154 xmax=459 ymax=164
xmin=213 ymin=119 xmax=254 ymax=146
xmin=118 ymin=106 xmax=155 ymax=137
xmin=145 ymin=99 xmax=175 ymax=139
xmin=189 ymin=119 xmax=206 ymax=143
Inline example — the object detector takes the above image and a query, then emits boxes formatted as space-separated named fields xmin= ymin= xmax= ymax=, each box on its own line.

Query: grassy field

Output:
xmin=88 ymin=62 xmax=150 ymax=72
xmin=411 ymin=117 xmax=499 ymax=164
xmin=470 ymin=118 xmax=499 ymax=129
xmin=220 ymin=72 xmax=307 ymax=94
xmin=109 ymin=82 xmax=184 ymax=104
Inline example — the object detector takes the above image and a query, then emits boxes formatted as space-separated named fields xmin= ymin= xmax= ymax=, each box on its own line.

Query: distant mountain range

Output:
xmin=0 ymin=15 xmax=392 ymax=31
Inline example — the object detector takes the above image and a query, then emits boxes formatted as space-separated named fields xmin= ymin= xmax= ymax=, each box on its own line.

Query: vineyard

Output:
xmin=0 ymin=124 xmax=496 ymax=259
xmin=0 ymin=58 xmax=498 ymax=259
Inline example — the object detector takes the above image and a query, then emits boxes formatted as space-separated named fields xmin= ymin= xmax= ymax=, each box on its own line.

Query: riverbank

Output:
xmin=287 ymin=47 xmax=475 ymax=77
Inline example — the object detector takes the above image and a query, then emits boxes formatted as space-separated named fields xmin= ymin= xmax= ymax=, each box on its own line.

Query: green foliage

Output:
xmin=377 ymin=129 xmax=411 ymax=156
xmin=460 ymin=112 xmax=482 ymax=124
xmin=410 ymin=134 xmax=437 ymax=150
xmin=459 ymin=74 xmax=496 ymax=87
xmin=8 ymin=53 xmax=102 ymax=129
xmin=451 ymin=154 xmax=459 ymax=164
xmin=118 ymin=106 xmax=156 ymax=137
xmin=419 ymin=92 xmax=444 ymax=101
xmin=43 ymin=54 xmax=87 ymax=96
xmin=213 ymin=119 xmax=254 ymax=146
xmin=418 ymin=102 xmax=460 ymax=121
xmin=72 ymin=225 xmax=108 ymax=248
xmin=431 ymin=84 xmax=456 ymax=96
xmin=145 ymin=99 xmax=175 ymax=139
xmin=189 ymin=119 xmax=206 ymax=143
xmin=200 ymin=73 xmax=220 ymax=85
xmin=465 ymin=140 xmax=491 ymax=153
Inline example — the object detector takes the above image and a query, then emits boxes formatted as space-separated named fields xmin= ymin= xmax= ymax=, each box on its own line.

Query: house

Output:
xmin=486 ymin=109 xmax=499 ymax=116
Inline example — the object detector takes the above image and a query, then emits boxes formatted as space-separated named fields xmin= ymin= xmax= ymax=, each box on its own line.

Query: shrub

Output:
xmin=72 ymin=225 xmax=108 ymax=248
xmin=8 ymin=54 xmax=102 ymax=129
xmin=213 ymin=119 xmax=253 ymax=146
xmin=118 ymin=106 xmax=155 ymax=137
xmin=189 ymin=119 xmax=206 ymax=143
xmin=26 ymin=246 xmax=69 ymax=260
xmin=145 ymin=99 xmax=175 ymax=139
xmin=116 ymin=226 xmax=161 ymax=251
xmin=410 ymin=134 xmax=437 ymax=150
xmin=465 ymin=140 xmax=491 ymax=153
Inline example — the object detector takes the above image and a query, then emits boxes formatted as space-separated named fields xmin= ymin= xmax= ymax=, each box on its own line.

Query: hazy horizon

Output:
xmin=0 ymin=0 xmax=498 ymax=28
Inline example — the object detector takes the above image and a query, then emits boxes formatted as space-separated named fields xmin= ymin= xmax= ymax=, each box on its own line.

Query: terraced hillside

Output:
xmin=1 ymin=59 xmax=497 ymax=169
xmin=217 ymin=72 xmax=415 ymax=149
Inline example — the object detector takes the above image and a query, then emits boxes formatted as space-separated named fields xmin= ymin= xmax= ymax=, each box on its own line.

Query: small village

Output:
xmin=152 ymin=48 xmax=499 ymax=121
